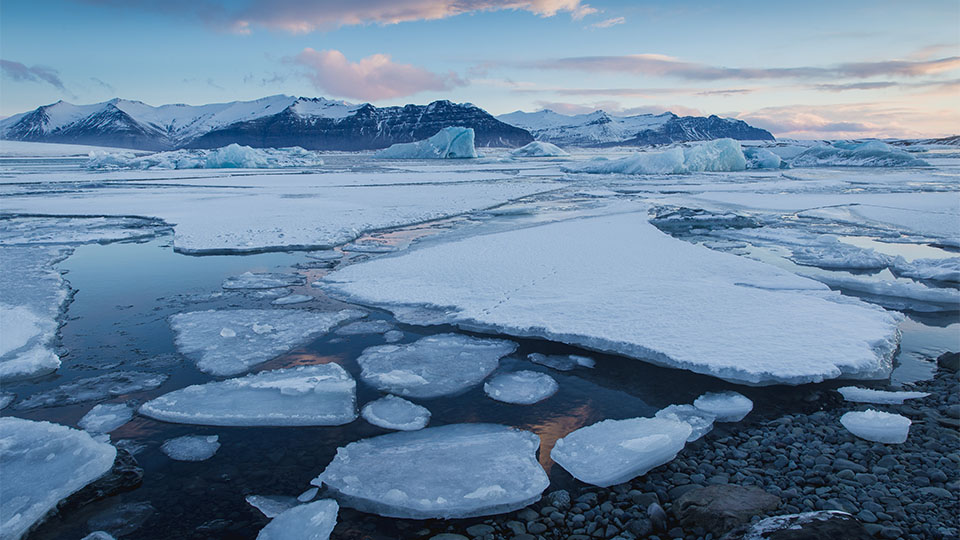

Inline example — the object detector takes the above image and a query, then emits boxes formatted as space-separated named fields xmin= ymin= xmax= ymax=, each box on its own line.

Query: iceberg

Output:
xmin=87 ymin=144 xmax=325 ymax=170
xmin=15 ymin=371 xmax=168 ymax=410
xmin=0 ymin=418 xmax=117 ymax=540
xmin=743 ymin=147 xmax=783 ymax=169
xmin=246 ymin=495 xmax=297 ymax=519
xmin=569 ymin=139 xmax=747 ymax=175
xmin=550 ymin=417 xmax=692 ymax=487
xmin=376 ymin=127 xmax=477 ymax=159
xmin=161 ymin=435 xmax=221 ymax=461
xmin=837 ymin=387 xmax=930 ymax=404
xmin=140 ymin=364 xmax=357 ymax=426
xmin=790 ymin=141 xmax=928 ymax=168
xmin=356 ymin=334 xmax=516 ymax=398
xmin=510 ymin=141 xmax=569 ymax=158
xmin=483 ymin=370 xmax=558 ymax=404
xmin=255 ymin=499 xmax=338 ymax=540
xmin=169 ymin=309 xmax=363 ymax=376
xmin=361 ymin=395 xmax=431 ymax=431
xmin=78 ymin=403 xmax=134 ymax=434
xmin=891 ymin=257 xmax=960 ymax=283
xmin=222 ymin=272 xmax=305 ymax=290
xmin=655 ymin=404 xmax=716 ymax=442
xmin=313 ymin=424 xmax=548 ymax=519
xmin=693 ymin=391 xmax=753 ymax=422
xmin=840 ymin=410 xmax=911 ymax=444
xmin=527 ymin=353 xmax=594 ymax=371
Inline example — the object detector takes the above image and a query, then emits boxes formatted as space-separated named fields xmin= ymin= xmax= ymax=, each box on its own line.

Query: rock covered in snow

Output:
xmin=550 ymin=417 xmax=692 ymax=487
xmin=837 ymin=386 xmax=930 ymax=404
xmin=510 ymin=141 xmax=569 ymax=158
xmin=483 ymin=370 xmax=558 ymax=404
xmin=87 ymin=144 xmax=325 ymax=170
xmin=140 ymin=364 xmax=357 ymax=426
xmin=313 ymin=424 xmax=548 ymax=519
xmin=569 ymin=139 xmax=747 ymax=175
xmin=356 ymin=334 xmax=516 ymax=398
xmin=693 ymin=391 xmax=753 ymax=422
xmin=655 ymin=404 xmax=716 ymax=441
xmin=222 ymin=272 xmax=305 ymax=290
xmin=840 ymin=410 xmax=911 ymax=443
xmin=256 ymin=499 xmax=339 ymax=540
xmin=78 ymin=403 xmax=134 ymax=434
xmin=361 ymin=395 xmax=431 ymax=431
xmin=0 ymin=418 xmax=117 ymax=540
xmin=527 ymin=353 xmax=594 ymax=371
xmin=161 ymin=435 xmax=221 ymax=461
xmin=376 ymin=127 xmax=477 ymax=159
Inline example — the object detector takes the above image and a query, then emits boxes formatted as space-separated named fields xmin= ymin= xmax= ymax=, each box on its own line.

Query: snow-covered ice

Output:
xmin=356 ymin=334 xmax=516 ymax=398
xmin=550 ymin=417 xmax=692 ymax=487
xmin=361 ymin=395 xmax=431 ymax=431
xmin=483 ymin=371 xmax=558 ymax=404
xmin=313 ymin=424 xmax=548 ymax=519
xmin=693 ymin=391 xmax=753 ymax=422
xmin=78 ymin=403 xmax=134 ymax=434
xmin=837 ymin=387 xmax=930 ymax=404
xmin=376 ymin=127 xmax=477 ymax=159
xmin=161 ymin=435 xmax=221 ymax=461
xmin=383 ymin=330 xmax=404 ymax=343
xmin=335 ymin=320 xmax=394 ymax=336
xmin=892 ymin=257 xmax=960 ymax=283
xmin=15 ymin=371 xmax=168 ymax=409
xmin=789 ymin=235 xmax=894 ymax=270
xmin=169 ymin=309 xmax=363 ymax=376
xmin=790 ymin=141 xmax=928 ymax=168
xmin=222 ymin=272 xmax=304 ymax=290
xmin=569 ymin=139 xmax=747 ymax=175
xmin=87 ymin=144 xmax=324 ymax=170
xmin=140 ymin=364 xmax=357 ymax=426
xmin=245 ymin=495 xmax=297 ymax=519
xmin=510 ymin=141 xmax=569 ymax=158
xmin=271 ymin=294 xmax=313 ymax=305
xmin=655 ymin=404 xmax=716 ymax=442
xmin=341 ymin=240 xmax=398 ymax=253
xmin=840 ymin=410 xmax=911 ymax=444
xmin=805 ymin=272 xmax=959 ymax=309
xmin=0 ymin=418 xmax=117 ymax=540
xmin=255 ymin=499 xmax=338 ymax=540
xmin=527 ymin=353 xmax=595 ymax=371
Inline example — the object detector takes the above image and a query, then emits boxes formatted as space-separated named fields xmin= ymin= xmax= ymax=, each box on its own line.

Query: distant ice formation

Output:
xmin=791 ymin=141 xmax=928 ymax=168
xmin=569 ymin=139 xmax=747 ymax=175
xmin=510 ymin=141 xmax=569 ymax=158
xmin=376 ymin=127 xmax=477 ymax=159
xmin=87 ymin=144 xmax=325 ymax=169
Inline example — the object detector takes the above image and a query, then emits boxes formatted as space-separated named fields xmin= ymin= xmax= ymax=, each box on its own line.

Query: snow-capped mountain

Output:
xmin=0 ymin=96 xmax=532 ymax=150
xmin=496 ymin=109 xmax=774 ymax=147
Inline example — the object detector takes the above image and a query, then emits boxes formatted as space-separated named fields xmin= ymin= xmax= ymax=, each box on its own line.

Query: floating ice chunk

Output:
xmin=335 ymin=320 xmax=395 ymax=336
xmin=313 ymin=424 xmax=547 ymax=518
xmin=383 ymin=330 xmax=404 ymax=343
xmin=82 ymin=532 xmax=117 ymax=540
xmin=16 ymin=371 xmax=168 ymax=410
xmin=483 ymin=371 xmax=558 ymax=405
xmin=840 ymin=409 xmax=911 ymax=443
xmin=806 ymin=272 xmax=960 ymax=308
xmin=356 ymin=334 xmax=516 ymax=398
xmin=297 ymin=487 xmax=319 ymax=503
xmin=837 ymin=387 xmax=930 ymax=404
xmin=790 ymin=235 xmax=894 ymax=270
xmin=362 ymin=395 xmax=431 ymax=431
xmin=527 ymin=353 xmax=594 ymax=371
xmin=87 ymin=144 xmax=325 ymax=170
xmin=892 ymin=257 xmax=960 ymax=283
xmin=222 ymin=272 xmax=305 ymax=290
xmin=255 ymin=499 xmax=338 ymax=540
xmin=510 ymin=141 xmax=569 ymax=158
xmin=170 ymin=309 xmax=363 ymax=376
xmin=744 ymin=147 xmax=783 ymax=169
xmin=550 ymin=417 xmax=692 ymax=487
xmin=0 ymin=418 xmax=117 ymax=540
xmin=246 ymin=495 xmax=297 ymax=519
xmin=85 ymin=501 xmax=154 ymax=538
xmin=570 ymin=139 xmax=747 ymax=175
xmin=655 ymin=404 xmax=716 ymax=442
xmin=161 ymin=435 xmax=221 ymax=461
xmin=140 ymin=364 xmax=357 ymax=426
xmin=376 ymin=127 xmax=478 ymax=159
xmin=78 ymin=403 xmax=134 ymax=434
xmin=342 ymin=241 xmax=398 ymax=253
xmin=791 ymin=141 xmax=928 ymax=168
xmin=271 ymin=294 xmax=313 ymax=305
xmin=693 ymin=391 xmax=753 ymax=422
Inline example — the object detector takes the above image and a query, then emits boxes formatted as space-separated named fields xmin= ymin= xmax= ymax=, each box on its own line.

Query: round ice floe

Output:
xmin=840 ymin=410 xmax=911 ymax=444
xmin=256 ymin=499 xmax=338 ymax=540
xmin=551 ymin=417 xmax=692 ymax=487
xmin=161 ymin=435 xmax=221 ymax=461
xmin=314 ymin=424 xmax=548 ymax=519
xmin=837 ymin=386 xmax=930 ymax=405
xmin=78 ymin=403 xmax=133 ymax=434
xmin=655 ymin=404 xmax=716 ymax=442
xmin=693 ymin=391 xmax=753 ymax=422
xmin=362 ymin=395 xmax=431 ymax=431
xmin=483 ymin=371 xmax=558 ymax=405
xmin=357 ymin=334 xmax=517 ymax=398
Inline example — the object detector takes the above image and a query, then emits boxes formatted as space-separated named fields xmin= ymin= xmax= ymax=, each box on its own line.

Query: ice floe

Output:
xmin=246 ymin=495 xmax=297 ymax=518
xmin=356 ymin=334 xmax=516 ymax=398
xmin=0 ymin=418 xmax=117 ymax=540
xmin=655 ymin=404 xmax=716 ymax=442
xmin=840 ymin=410 xmax=911 ymax=444
xmin=376 ymin=127 xmax=477 ymax=159
xmin=161 ymin=435 xmax=221 ymax=461
xmin=483 ymin=371 xmax=558 ymax=404
xmin=169 ymin=309 xmax=363 ymax=376
xmin=78 ymin=403 xmax=134 ymax=434
xmin=891 ymin=257 xmax=960 ymax=283
xmin=790 ymin=141 xmax=929 ymax=168
xmin=693 ymin=391 xmax=753 ymax=422
xmin=140 ymin=364 xmax=357 ymax=426
xmin=551 ymin=417 xmax=692 ymax=487
xmin=256 ymin=499 xmax=338 ymax=540
xmin=87 ymin=144 xmax=325 ymax=170
xmin=510 ymin=141 xmax=569 ymax=158
xmin=383 ymin=330 xmax=404 ymax=343
xmin=16 ymin=371 xmax=168 ymax=410
xmin=527 ymin=353 xmax=594 ymax=371
xmin=334 ymin=320 xmax=395 ymax=336
xmin=361 ymin=395 xmax=431 ymax=431
xmin=837 ymin=387 xmax=930 ymax=404
xmin=271 ymin=294 xmax=313 ymax=305
xmin=789 ymin=235 xmax=894 ymax=270
xmin=569 ymin=139 xmax=747 ymax=175
xmin=222 ymin=272 xmax=305 ymax=290
xmin=313 ymin=424 xmax=548 ymax=518
xmin=806 ymin=272 xmax=959 ymax=310
xmin=342 ymin=240 xmax=398 ymax=253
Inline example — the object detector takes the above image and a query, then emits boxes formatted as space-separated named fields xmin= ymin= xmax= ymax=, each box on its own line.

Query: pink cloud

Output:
xmin=293 ymin=48 xmax=465 ymax=101
xmin=739 ymin=102 xmax=960 ymax=139
xmin=590 ymin=16 xmax=625 ymax=29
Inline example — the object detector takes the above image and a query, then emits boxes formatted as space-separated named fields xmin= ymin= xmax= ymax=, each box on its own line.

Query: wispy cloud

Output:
xmin=812 ymin=78 xmax=960 ymax=92
xmin=292 ymin=48 xmax=465 ymax=101
xmin=590 ymin=16 xmax=624 ymax=29
xmin=739 ymin=102 xmax=960 ymax=138
xmin=1 ymin=59 xmax=67 ymax=91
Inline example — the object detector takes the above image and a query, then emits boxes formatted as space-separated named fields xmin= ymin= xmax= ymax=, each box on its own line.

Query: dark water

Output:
xmin=4 ymin=232 xmax=957 ymax=540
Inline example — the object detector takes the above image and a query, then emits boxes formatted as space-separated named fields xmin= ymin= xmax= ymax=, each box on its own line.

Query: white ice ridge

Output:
xmin=313 ymin=424 xmax=548 ymax=519
xmin=693 ymin=391 xmax=753 ymax=422
xmin=551 ymin=417 xmax=692 ymax=487
xmin=356 ymin=334 xmax=517 ymax=398
xmin=840 ymin=410 xmax=911 ymax=444
xmin=803 ymin=271 xmax=960 ymax=309
xmin=361 ymin=395 xmax=431 ymax=431
xmin=483 ymin=371 xmax=558 ymax=405
xmin=837 ymin=387 xmax=930 ymax=405
xmin=87 ymin=144 xmax=325 ymax=170
xmin=0 ymin=418 xmax=117 ymax=540
xmin=510 ymin=141 xmax=569 ymax=158
xmin=169 ymin=309 xmax=363 ymax=376
xmin=272 ymin=294 xmax=313 ymax=305
xmin=256 ymin=499 xmax=339 ymax=540
xmin=655 ymin=404 xmax=716 ymax=442
xmin=161 ymin=435 xmax=221 ymax=461
xmin=140 ymin=364 xmax=357 ymax=426
xmin=569 ymin=139 xmax=747 ymax=175
xmin=376 ymin=127 xmax=478 ymax=159
xmin=78 ymin=403 xmax=134 ymax=434
xmin=790 ymin=141 xmax=929 ymax=168
xmin=323 ymin=209 xmax=902 ymax=385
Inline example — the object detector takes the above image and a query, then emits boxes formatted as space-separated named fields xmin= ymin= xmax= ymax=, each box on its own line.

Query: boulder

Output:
xmin=674 ymin=484 xmax=780 ymax=535
xmin=937 ymin=351 xmax=959 ymax=372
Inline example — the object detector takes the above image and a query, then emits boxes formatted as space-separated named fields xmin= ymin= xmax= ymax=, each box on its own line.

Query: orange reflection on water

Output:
xmin=258 ymin=349 xmax=348 ymax=371
xmin=523 ymin=402 xmax=596 ymax=474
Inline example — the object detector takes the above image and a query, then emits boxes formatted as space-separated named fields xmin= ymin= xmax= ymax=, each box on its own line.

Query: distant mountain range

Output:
xmin=0 ymin=95 xmax=775 ymax=151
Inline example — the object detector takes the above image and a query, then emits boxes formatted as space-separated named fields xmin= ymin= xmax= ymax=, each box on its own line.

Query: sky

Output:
xmin=1 ymin=0 xmax=958 ymax=138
